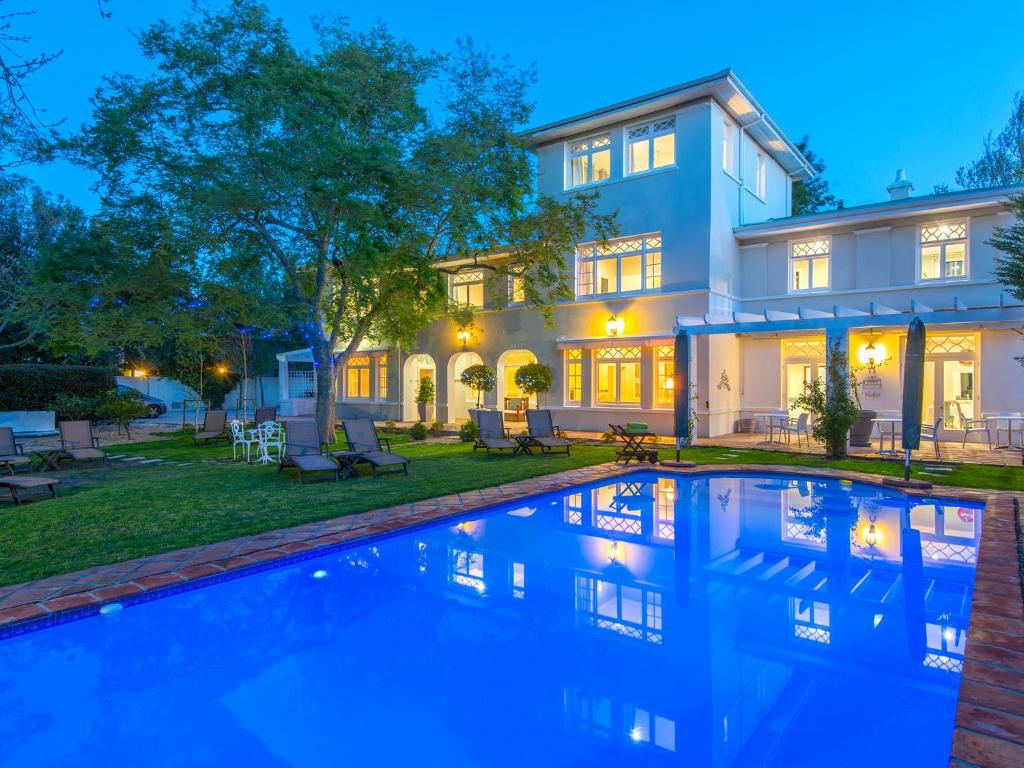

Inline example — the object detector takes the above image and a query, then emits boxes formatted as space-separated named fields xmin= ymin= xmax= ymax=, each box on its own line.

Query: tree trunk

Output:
xmin=312 ymin=337 xmax=338 ymax=444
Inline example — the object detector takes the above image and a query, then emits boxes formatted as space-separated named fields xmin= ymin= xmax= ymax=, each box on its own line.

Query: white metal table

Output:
xmin=985 ymin=413 xmax=1023 ymax=450
xmin=872 ymin=417 xmax=902 ymax=455
xmin=757 ymin=412 xmax=790 ymax=445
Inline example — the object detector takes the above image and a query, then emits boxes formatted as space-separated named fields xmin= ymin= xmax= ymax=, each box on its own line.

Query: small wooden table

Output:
xmin=0 ymin=475 xmax=60 ymax=504
xmin=610 ymin=427 xmax=659 ymax=465
xmin=32 ymin=448 xmax=65 ymax=472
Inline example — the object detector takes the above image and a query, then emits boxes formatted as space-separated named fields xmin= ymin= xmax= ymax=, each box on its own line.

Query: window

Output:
xmin=655 ymin=345 xmax=674 ymax=407
xmin=755 ymin=152 xmax=767 ymax=198
xmin=575 ymin=574 xmax=663 ymax=644
xmin=508 ymin=272 xmax=525 ymax=304
xmin=576 ymin=234 xmax=661 ymax=297
xmin=596 ymin=347 xmax=641 ymax=406
xmin=450 ymin=270 xmax=484 ymax=307
xmin=378 ymin=354 xmax=388 ymax=399
xmin=790 ymin=238 xmax=830 ymax=292
xmin=920 ymin=221 xmax=968 ymax=281
xmin=345 ymin=354 xmax=371 ymax=399
xmin=566 ymin=349 xmax=583 ymax=404
xmin=722 ymin=118 xmax=737 ymax=176
xmin=449 ymin=547 xmax=485 ymax=593
xmin=568 ymin=133 xmax=611 ymax=188
xmin=512 ymin=562 xmax=525 ymax=599
xmin=626 ymin=118 xmax=675 ymax=175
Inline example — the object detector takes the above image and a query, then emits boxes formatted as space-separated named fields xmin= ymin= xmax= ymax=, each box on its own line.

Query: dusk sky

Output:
xmin=16 ymin=0 xmax=1024 ymax=211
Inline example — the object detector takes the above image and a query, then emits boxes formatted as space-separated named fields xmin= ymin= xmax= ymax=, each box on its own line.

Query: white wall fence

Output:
xmin=116 ymin=376 xmax=199 ymax=410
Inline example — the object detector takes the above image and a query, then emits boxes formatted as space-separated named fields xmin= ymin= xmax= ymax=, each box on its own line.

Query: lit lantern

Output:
xmin=456 ymin=327 xmax=471 ymax=346
xmin=607 ymin=541 xmax=623 ymax=562
xmin=605 ymin=314 xmax=624 ymax=336
xmin=857 ymin=332 xmax=887 ymax=371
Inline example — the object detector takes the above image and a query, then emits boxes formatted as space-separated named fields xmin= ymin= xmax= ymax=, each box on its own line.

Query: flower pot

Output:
xmin=849 ymin=409 xmax=877 ymax=447
xmin=417 ymin=403 xmax=434 ymax=422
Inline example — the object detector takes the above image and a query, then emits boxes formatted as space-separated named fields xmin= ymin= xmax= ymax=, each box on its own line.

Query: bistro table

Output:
xmin=756 ymin=412 xmax=790 ymax=445
xmin=985 ymin=413 xmax=1023 ymax=450
xmin=32 ymin=448 xmax=65 ymax=472
xmin=872 ymin=417 xmax=902 ymax=455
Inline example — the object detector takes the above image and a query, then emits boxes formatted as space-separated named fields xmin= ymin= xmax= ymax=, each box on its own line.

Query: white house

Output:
xmin=278 ymin=69 xmax=1024 ymax=440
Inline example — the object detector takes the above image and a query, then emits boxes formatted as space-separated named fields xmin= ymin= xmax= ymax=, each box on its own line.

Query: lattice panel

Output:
xmin=926 ymin=335 xmax=976 ymax=354
xmin=596 ymin=347 xmax=641 ymax=360
xmin=452 ymin=270 xmax=483 ymax=284
xmin=571 ymin=135 xmax=610 ymax=153
xmin=596 ymin=514 xmax=642 ymax=535
xmin=921 ymin=540 xmax=976 ymax=564
xmin=627 ymin=125 xmax=649 ymax=140
xmin=792 ymin=238 xmax=830 ymax=257
xmin=794 ymin=625 xmax=831 ymax=644
xmin=923 ymin=653 xmax=962 ymax=673
xmin=783 ymin=340 xmax=826 ymax=358
xmin=652 ymin=118 xmax=675 ymax=134
xmin=567 ymin=349 xmax=582 ymax=361
xmin=347 ymin=355 xmax=371 ymax=366
xmin=597 ymin=237 xmax=643 ymax=255
xmin=657 ymin=345 xmax=674 ymax=359
xmin=921 ymin=222 xmax=966 ymax=243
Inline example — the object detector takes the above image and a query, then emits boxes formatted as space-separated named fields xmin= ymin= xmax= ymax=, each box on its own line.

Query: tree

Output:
xmin=792 ymin=136 xmax=843 ymax=215
xmin=793 ymin=341 xmax=859 ymax=458
xmin=514 ymin=362 xmax=552 ymax=407
xmin=953 ymin=93 xmax=1024 ymax=190
xmin=71 ymin=1 xmax=616 ymax=439
xmin=459 ymin=363 xmax=496 ymax=408
xmin=992 ymin=195 xmax=1024 ymax=299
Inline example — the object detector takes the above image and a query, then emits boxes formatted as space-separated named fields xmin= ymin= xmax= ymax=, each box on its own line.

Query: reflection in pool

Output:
xmin=0 ymin=472 xmax=983 ymax=767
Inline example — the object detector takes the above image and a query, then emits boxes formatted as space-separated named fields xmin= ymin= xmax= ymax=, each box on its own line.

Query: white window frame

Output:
xmin=654 ymin=345 xmax=674 ymax=409
xmin=917 ymin=220 xmax=970 ymax=283
xmin=565 ymin=132 xmax=612 ymax=190
xmin=594 ymin=347 xmax=642 ymax=408
xmin=565 ymin=349 xmax=583 ymax=406
xmin=449 ymin=269 xmax=485 ymax=308
xmin=722 ymin=117 xmax=738 ymax=178
xmin=755 ymin=152 xmax=767 ymax=199
xmin=788 ymin=237 xmax=832 ymax=294
xmin=624 ymin=116 xmax=676 ymax=176
xmin=344 ymin=354 xmax=372 ymax=401
xmin=575 ymin=233 xmax=662 ymax=299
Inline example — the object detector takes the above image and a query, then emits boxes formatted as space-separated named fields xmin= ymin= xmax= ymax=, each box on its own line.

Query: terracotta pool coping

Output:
xmin=0 ymin=462 xmax=1020 ymax=765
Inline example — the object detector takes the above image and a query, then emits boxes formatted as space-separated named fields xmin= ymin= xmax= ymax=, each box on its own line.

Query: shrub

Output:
xmin=409 ymin=421 xmax=428 ymax=440
xmin=50 ymin=392 xmax=102 ymax=421
xmin=459 ymin=364 xmax=496 ymax=407
xmin=384 ymin=419 xmax=397 ymax=432
xmin=514 ymin=363 xmax=553 ymax=407
xmin=415 ymin=377 xmax=435 ymax=405
xmin=94 ymin=389 xmax=150 ymax=439
xmin=458 ymin=420 xmax=479 ymax=442
xmin=600 ymin=430 xmax=616 ymax=443
xmin=429 ymin=421 xmax=445 ymax=437
xmin=0 ymin=364 xmax=114 ymax=412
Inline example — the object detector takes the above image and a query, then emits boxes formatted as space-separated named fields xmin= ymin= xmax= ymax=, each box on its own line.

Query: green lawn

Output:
xmin=1 ymin=432 xmax=1021 ymax=588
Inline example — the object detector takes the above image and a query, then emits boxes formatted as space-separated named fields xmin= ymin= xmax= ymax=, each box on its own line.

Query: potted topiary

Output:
xmin=459 ymin=364 xmax=496 ymax=408
xmin=514 ymin=363 xmax=553 ymax=410
xmin=416 ymin=376 xmax=435 ymax=422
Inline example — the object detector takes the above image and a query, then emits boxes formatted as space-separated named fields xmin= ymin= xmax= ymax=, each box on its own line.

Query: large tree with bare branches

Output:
xmin=72 ymin=1 xmax=614 ymax=435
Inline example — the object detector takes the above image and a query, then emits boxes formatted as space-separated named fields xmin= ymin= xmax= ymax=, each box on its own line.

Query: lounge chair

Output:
xmin=254 ymin=405 xmax=277 ymax=425
xmin=59 ymin=420 xmax=107 ymax=468
xmin=0 ymin=475 xmax=60 ymax=504
xmin=340 ymin=419 xmax=409 ymax=477
xmin=278 ymin=419 xmax=340 ymax=483
xmin=0 ymin=427 xmax=31 ymax=475
xmin=193 ymin=409 xmax=228 ymax=443
xmin=471 ymin=409 xmax=517 ymax=456
xmin=524 ymin=410 xmax=572 ymax=455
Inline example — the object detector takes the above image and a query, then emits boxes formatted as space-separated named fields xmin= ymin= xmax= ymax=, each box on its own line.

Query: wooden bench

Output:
xmin=0 ymin=476 xmax=60 ymax=505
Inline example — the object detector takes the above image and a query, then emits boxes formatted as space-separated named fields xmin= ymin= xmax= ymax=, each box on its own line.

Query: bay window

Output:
xmin=920 ymin=222 xmax=968 ymax=281
xmin=790 ymin=237 xmax=830 ymax=292
xmin=626 ymin=117 xmax=675 ymax=175
xmin=576 ymin=234 xmax=662 ymax=297
xmin=568 ymin=134 xmax=611 ymax=188
xmin=450 ymin=270 xmax=484 ymax=308
xmin=596 ymin=347 xmax=641 ymax=406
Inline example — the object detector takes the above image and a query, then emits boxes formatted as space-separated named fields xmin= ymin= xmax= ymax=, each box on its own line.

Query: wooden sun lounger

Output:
xmin=0 ymin=475 xmax=59 ymax=504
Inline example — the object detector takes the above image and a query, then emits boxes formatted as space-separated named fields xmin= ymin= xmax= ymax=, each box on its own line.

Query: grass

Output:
xmin=1 ymin=431 xmax=1021 ymax=588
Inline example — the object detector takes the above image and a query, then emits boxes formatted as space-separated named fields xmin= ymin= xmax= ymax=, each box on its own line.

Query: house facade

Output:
xmin=277 ymin=70 xmax=1024 ymax=439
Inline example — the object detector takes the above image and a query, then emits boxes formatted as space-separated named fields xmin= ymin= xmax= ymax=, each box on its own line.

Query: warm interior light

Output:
xmin=607 ymin=541 xmax=623 ymax=562
xmin=456 ymin=327 xmax=471 ymax=345
xmin=664 ymin=376 xmax=674 ymax=390
xmin=857 ymin=339 xmax=887 ymax=369
xmin=605 ymin=314 xmax=624 ymax=336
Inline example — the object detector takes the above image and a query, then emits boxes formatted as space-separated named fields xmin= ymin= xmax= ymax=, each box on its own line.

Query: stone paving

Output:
xmin=0 ymin=461 xmax=1020 ymax=765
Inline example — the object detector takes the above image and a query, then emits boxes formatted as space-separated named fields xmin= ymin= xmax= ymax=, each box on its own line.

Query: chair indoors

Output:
xmin=0 ymin=427 xmax=32 ymax=475
xmin=58 ymin=420 xmax=107 ymax=468
xmin=955 ymin=402 xmax=991 ymax=449
xmin=919 ymin=417 xmax=943 ymax=460
xmin=278 ymin=419 xmax=340 ymax=483
xmin=470 ymin=409 xmax=517 ymax=457
xmin=339 ymin=419 xmax=409 ymax=477
xmin=524 ymin=409 xmax=572 ymax=455
xmin=193 ymin=409 xmax=228 ymax=443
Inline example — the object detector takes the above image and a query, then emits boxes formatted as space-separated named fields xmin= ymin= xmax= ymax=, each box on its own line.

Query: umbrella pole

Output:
xmin=675 ymin=437 xmax=681 ymax=463
xmin=904 ymin=448 xmax=912 ymax=481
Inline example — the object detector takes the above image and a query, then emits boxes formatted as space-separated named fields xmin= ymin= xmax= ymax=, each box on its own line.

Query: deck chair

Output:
xmin=919 ymin=417 xmax=943 ymax=460
xmin=0 ymin=427 xmax=31 ymax=475
xmin=955 ymin=402 xmax=991 ymax=448
xmin=471 ymin=409 xmax=517 ymax=456
xmin=278 ymin=419 xmax=340 ymax=483
xmin=524 ymin=410 xmax=572 ymax=455
xmin=193 ymin=409 xmax=228 ymax=443
xmin=59 ymin=420 xmax=107 ymax=467
xmin=341 ymin=419 xmax=409 ymax=477
xmin=254 ymin=405 xmax=277 ymax=425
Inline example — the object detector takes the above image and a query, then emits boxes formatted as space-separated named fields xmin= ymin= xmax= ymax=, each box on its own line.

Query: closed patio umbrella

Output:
xmin=673 ymin=330 xmax=691 ymax=461
xmin=901 ymin=317 xmax=926 ymax=481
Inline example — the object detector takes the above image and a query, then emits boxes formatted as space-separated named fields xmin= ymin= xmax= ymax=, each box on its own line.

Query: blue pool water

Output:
xmin=0 ymin=472 xmax=983 ymax=767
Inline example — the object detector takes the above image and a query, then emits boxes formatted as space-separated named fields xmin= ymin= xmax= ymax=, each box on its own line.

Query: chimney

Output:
xmin=887 ymin=169 xmax=913 ymax=200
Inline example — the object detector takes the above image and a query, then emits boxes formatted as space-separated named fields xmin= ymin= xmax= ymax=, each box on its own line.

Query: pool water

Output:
xmin=0 ymin=472 xmax=983 ymax=767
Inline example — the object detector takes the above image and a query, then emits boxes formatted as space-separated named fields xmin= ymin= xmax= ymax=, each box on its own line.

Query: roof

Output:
xmin=523 ymin=69 xmax=814 ymax=180
xmin=735 ymin=184 xmax=1024 ymax=239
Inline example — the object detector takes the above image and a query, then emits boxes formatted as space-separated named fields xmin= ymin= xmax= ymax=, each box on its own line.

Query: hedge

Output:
xmin=0 ymin=364 xmax=116 ymax=412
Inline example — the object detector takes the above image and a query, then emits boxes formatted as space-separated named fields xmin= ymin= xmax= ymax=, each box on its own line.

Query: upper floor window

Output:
xmin=920 ymin=222 xmax=968 ymax=281
xmin=790 ymin=238 xmax=830 ymax=292
xmin=345 ymin=354 xmax=371 ymax=400
xmin=576 ymin=234 xmax=662 ymax=298
xmin=450 ymin=270 xmax=484 ymax=308
xmin=508 ymin=272 xmax=525 ymax=304
xmin=568 ymin=133 xmax=611 ymax=188
xmin=626 ymin=118 xmax=675 ymax=175
xmin=755 ymin=152 xmax=767 ymax=198
xmin=722 ymin=118 xmax=737 ymax=176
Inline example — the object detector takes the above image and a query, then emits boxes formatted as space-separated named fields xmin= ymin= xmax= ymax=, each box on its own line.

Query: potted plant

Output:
xmin=514 ymin=363 xmax=553 ymax=409
xmin=415 ymin=376 xmax=435 ymax=422
xmin=848 ymin=362 xmax=885 ymax=447
xmin=793 ymin=341 xmax=859 ymax=458
xmin=459 ymin=364 xmax=496 ymax=408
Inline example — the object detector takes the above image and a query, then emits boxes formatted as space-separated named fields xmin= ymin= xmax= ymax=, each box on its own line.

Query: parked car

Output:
xmin=116 ymin=384 xmax=168 ymax=418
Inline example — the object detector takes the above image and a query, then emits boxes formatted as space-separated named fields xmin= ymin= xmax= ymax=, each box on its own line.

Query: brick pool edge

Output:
xmin=0 ymin=462 xmax=1020 ymax=766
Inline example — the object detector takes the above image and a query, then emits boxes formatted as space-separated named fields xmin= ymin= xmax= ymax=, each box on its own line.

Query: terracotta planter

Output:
xmin=849 ymin=409 xmax=877 ymax=447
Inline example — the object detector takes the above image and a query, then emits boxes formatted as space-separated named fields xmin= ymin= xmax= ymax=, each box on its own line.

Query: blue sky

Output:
xmin=16 ymin=0 xmax=1024 ymax=210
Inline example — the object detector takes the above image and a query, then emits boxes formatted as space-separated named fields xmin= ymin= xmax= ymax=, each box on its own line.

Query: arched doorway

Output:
xmin=448 ymin=351 xmax=484 ymax=423
xmin=402 ymin=353 xmax=436 ymax=422
xmin=497 ymin=349 xmax=538 ymax=414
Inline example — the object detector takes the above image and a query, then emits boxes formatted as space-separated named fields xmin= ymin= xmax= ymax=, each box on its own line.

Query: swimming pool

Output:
xmin=0 ymin=471 xmax=983 ymax=766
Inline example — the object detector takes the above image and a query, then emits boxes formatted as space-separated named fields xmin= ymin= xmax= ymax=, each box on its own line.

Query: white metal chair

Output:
xmin=256 ymin=421 xmax=283 ymax=464
xmin=778 ymin=412 xmax=810 ymax=448
xmin=230 ymin=420 xmax=258 ymax=462
xmin=919 ymin=417 xmax=943 ymax=459
xmin=955 ymin=402 xmax=991 ymax=449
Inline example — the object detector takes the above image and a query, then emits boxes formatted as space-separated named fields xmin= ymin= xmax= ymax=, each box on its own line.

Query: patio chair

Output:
xmin=59 ymin=420 xmax=107 ymax=468
xmin=0 ymin=427 xmax=31 ymax=475
xmin=777 ymin=412 xmax=810 ymax=448
xmin=919 ymin=417 xmax=943 ymax=460
xmin=471 ymin=409 xmax=517 ymax=456
xmin=524 ymin=409 xmax=572 ymax=455
xmin=609 ymin=424 xmax=658 ymax=465
xmin=254 ymin=406 xmax=277 ymax=425
xmin=278 ymin=419 xmax=340 ymax=483
xmin=955 ymin=402 xmax=991 ymax=449
xmin=229 ymin=420 xmax=259 ymax=462
xmin=193 ymin=410 xmax=228 ymax=443
xmin=340 ymin=419 xmax=409 ymax=477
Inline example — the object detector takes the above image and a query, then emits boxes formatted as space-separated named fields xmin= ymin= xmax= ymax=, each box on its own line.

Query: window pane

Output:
xmin=652 ymin=133 xmax=674 ymax=168
xmin=592 ymin=149 xmax=611 ymax=181
xmin=645 ymin=250 xmax=661 ymax=290
xmin=811 ymin=256 xmax=829 ymax=289
xmin=792 ymin=258 xmax=809 ymax=291
xmin=945 ymin=243 xmax=966 ymax=277
xmin=510 ymin=276 xmax=525 ymax=303
xmin=921 ymin=245 xmax=941 ymax=279
xmin=630 ymin=140 xmax=650 ymax=173
xmin=568 ymin=361 xmax=582 ymax=402
xmin=577 ymin=258 xmax=593 ymax=296
xmin=571 ymin=155 xmax=589 ymax=187
xmin=595 ymin=258 xmax=617 ymax=294
xmin=620 ymin=362 xmax=641 ymax=404
xmin=596 ymin=363 xmax=617 ymax=403
xmin=657 ymin=360 xmax=673 ymax=405
xmin=620 ymin=255 xmax=642 ymax=292
xmin=360 ymin=369 xmax=369 ymax=398
xmin=468 ymin=283 xmax=484 ymax=308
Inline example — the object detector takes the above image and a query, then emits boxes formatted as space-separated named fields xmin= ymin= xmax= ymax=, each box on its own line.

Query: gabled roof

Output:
xmin=523 ymin=69 xmax=814 ymax=180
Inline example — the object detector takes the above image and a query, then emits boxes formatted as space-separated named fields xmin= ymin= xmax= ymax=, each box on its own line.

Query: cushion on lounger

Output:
xmin=625 ymin=422 xmax=649 ymax=433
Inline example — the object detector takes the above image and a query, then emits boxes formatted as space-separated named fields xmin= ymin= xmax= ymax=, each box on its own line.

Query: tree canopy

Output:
xmin=792 ymin=136 xmax=843 ymax=215
xmin=953 ymin=92 xmax=1024 ymax=190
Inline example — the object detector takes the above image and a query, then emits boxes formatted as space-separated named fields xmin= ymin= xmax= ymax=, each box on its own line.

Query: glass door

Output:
xmin=941 ymin=359 xmax=974 ymax=429
xmin=785 ymin=363 xmax=819 ymax=415
xmin=921 ymin=361 xmax=936 ymax=426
